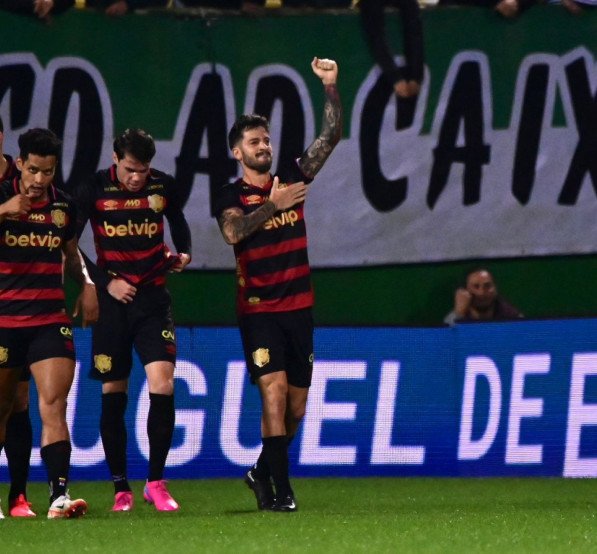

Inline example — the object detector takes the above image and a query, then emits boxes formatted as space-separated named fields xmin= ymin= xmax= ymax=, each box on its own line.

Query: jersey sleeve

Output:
xmin=213 ymin=181 xmax=243 ymax=218
xmin=164 ymin=173 xmax=192 ymax=254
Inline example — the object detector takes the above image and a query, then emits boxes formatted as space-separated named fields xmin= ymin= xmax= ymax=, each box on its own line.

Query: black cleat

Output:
xmin=269 ymin=494 xmax=297 ymax=512
xmin=244 ymin=467 xmax=274 ymax=510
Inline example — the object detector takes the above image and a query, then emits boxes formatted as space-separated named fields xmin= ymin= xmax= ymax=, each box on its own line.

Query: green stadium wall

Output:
xmin=1 ymin=6 xmax=596 ymax=326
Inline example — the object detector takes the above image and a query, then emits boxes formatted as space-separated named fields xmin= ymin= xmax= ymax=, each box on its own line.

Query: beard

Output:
xmin=243 ymin=151 xmax=272 ymax=174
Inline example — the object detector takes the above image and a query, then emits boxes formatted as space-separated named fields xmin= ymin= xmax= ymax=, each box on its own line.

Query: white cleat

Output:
xmin=47 ymin=494 xmax=88 ymax=519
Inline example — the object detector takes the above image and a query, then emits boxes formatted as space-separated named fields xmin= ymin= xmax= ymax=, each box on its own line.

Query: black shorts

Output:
xmin=90 ymin=285 xmax=176 ymax=382
xmin=239 ymin=308 xmax=314 ymax=388
xmin=0 ymin=324 xmax=75 ymax=372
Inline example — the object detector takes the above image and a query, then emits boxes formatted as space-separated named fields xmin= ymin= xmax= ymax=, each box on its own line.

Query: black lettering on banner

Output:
xmin=175 ymin=72 xmax=237 ymax=215
xmin=0 ymin=64 xmax=35 ymax=128
xmin=512 ymin=64 xmax=549 ymax=205
xmin=252 ymin=75 xmax=306 ymax=178
xmin=558 ymin=57 xmax=597 ymax=205
xmin=48 ymin=67 xmax=104 ymax=192
xmin=427 ymin=61 xmax=490 ymax=209
xmin=359 ymin=76 xmax=408 ymax=212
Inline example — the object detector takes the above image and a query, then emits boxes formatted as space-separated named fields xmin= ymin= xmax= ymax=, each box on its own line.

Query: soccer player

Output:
xmin=0 ymin=127 xmax=98 ymax=519
xmin=74 ymin=128 xmax=191 ymax=512
xmin=215 ymin=57 xmax=342 ymax=512
xmin=0 ymin=117 xmax=36 ymax=518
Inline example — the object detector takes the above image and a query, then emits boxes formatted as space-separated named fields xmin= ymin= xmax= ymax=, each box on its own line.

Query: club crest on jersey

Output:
xmin=51 ymin=209 xmax=67 ymax=228
xmin=252 ymin=348 xmax=270 ymax=368
xmin=0 ymin=346 xmax=8 ymax=365
xmin=147 ymin=194 xmax=165 ymax=213
xmin=94 ymin=354 xmax=112 ymax=373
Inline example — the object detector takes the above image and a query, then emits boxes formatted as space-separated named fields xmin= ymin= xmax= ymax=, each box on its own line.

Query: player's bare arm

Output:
xmin=63 ymin=238 xmax=99 ymax=326
xmin=298 ymin=57 xmax=343 ymax=180
xmin=218 ymin=177 xmax=307 ymax=245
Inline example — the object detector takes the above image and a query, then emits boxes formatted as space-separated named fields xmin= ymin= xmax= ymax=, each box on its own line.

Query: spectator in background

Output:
xmin=0 ymin=0 xmax=73 ymax=19
xmin=358 ymin=0 xmax=424 ymax=99
xmin=444 ymin=268 xmax=523 ymax=325
xmin=438 ymin=0 xmax=540 ymax=18
xmin=556 ymin=0 xmax=596 ymax=14
xmin=171 ymin=0 xmax=267 ymax=14
xmin=358 ymin=0 xmax=424 ymax=128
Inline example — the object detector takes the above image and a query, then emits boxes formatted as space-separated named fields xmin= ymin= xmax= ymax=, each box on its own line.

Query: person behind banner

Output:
xmin=0 ymin=127 xmax=98 ymax=520
xmin=74 ymin=128 xmax=191 ymax=513
xmin=214 ymin=57 xmax=342 ymax=512
xmin=444 ymin=268 xmax=523 ymax=326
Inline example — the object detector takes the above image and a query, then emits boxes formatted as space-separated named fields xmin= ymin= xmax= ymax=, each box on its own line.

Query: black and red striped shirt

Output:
xmin=215 ymin=163 xmax=313 ymax=315
xmin=75 ymin=165 xmax=191 ymax=288
xmin=0 ymin=177 xmax=76 ymax=327
xmin=0 ymin=154 xmax=17 ymax=182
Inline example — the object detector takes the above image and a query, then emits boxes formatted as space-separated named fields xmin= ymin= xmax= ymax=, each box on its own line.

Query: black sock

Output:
xmin=147 ymin=393 xmax=175 ymax=482
xmin=40 ymin=440 xmax=71 ymax=503
xmin=262 ymin=435 xmax=292 ymax=499
xmin=253 ymin=448 xmax=270 ymax=479
xmin=5 ymin=408 xmax=33 ymax=501
xmin=100 ymin=392 xmax=131 ymax=494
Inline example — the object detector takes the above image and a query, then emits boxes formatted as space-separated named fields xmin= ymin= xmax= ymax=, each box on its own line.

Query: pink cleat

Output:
xmin=112 ymin=491 xmax=134 ymax=512
xmin=143 ymin=480 xmax=179 ymax=512
xmin=9 ymin=494 xmax=36 ymax=517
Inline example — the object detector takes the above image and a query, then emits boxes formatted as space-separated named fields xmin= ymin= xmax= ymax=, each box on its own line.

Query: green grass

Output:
xmin=2 ymin=478 xmax=596 ymax=553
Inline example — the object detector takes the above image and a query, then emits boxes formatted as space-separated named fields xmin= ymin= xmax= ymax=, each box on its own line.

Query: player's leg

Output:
xmin=0 ymin=367 xmax=21 ymax=520
xmin=100 ymin=379 xmax=133 ymax=511
xmin=257 ymin=370 xmax=295 ymax=508
xmin=5 ymin=376 xmax=35 ymax=517
xmin=269 ymin=307 xmax=314 ymax=512
xmin=133 ymin=287 xmax=178 ymax=512
xmin=30 ymin=356 xmax=87 ymax=519
xmin=239 ymin=312 xmax=287 ymax=510
xmin=141 ymin=360 xmax=178 ymax=511
xmin=91 ymin=288 xmax=134 ymax=511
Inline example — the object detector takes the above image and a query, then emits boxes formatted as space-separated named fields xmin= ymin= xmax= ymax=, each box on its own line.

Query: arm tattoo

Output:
xmin=218 ymin=201 xmax=278 ymax=244
xmin=299 ymin=83 xmax=342 ymax=179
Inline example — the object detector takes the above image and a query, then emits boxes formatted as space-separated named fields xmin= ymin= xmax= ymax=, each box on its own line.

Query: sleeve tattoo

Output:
xmin=299 ymin=83 xmax=343 ymax=179
xmin=218 ymin=201 xmax=278 ymax=244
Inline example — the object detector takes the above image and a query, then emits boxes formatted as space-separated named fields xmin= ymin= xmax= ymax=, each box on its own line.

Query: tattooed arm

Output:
xmin=298 ymin=57 xmax=343 ymax=180
xmin=218 ymin=176 xmax=307 ymax=245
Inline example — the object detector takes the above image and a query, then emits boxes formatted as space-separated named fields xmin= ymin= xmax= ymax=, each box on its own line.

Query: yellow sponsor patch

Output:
xmin=0 ymin=346 xmax=8 ymax=365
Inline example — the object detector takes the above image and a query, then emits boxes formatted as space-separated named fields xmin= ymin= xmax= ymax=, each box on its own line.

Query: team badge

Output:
xmin=252 ymin=348 xmax=270 ymax=368
xmin=94 ymin=354 xmax=112 ymax=373
xmin=51 ymin=209 xmax=66 ymax=228
xmin=0 ymin=346 xmax=8 ymax=365
xmin=147 ymin=194 xmax=165 ymax=213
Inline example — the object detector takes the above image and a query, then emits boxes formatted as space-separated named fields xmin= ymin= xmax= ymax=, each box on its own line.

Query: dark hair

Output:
xmin=18 ymin=128 xmax=62 ymax=160
xmin=462 ymin=267 xmax=493 ymax=287
xmin=228 ymin=114 xmax=269 ymax=150
xmin=113 ymin=128 xmax=156 ymax=164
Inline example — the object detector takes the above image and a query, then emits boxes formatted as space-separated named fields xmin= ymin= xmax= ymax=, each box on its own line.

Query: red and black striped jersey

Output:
xmin=214 ymin=163 xmax=313 ymax=315
xmin=0 ymin=155 xmax=17 ymax=182
xmin=74 ymin=165 xmax=191 ymax=288
xmin=0 ymin=177 xmax=76 ymax=327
